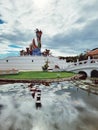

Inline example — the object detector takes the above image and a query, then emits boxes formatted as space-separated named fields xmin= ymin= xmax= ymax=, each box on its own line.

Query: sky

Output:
xmin=0 ymin=0 xmax=98 ymax=59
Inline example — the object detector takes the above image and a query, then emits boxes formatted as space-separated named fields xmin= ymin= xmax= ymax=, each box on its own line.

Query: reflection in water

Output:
xmin=0 ymin=82 xmax=98 ymax=130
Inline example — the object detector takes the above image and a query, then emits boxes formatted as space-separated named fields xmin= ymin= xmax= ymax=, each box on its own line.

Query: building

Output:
xmin=86 ymin=48 xmax=98 ymax=59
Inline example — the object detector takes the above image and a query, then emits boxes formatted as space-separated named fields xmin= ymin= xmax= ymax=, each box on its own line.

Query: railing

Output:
xmin=66 ymin=58 xmax=98 ymax=70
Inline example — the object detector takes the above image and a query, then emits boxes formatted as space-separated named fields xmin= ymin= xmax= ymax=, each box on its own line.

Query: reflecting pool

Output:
xmin=0 ymin=81 xmax=98 ymax=130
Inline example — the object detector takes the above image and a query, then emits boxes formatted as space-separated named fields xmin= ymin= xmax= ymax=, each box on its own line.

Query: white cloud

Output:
xmin=32 ymin=0 xmax=50 ymax=9
xmin=0 ymin=0 xmax=98 ymax=58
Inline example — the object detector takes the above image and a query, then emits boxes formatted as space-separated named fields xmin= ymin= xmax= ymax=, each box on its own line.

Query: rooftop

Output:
xmin=87 ymin=48 xmax=98 ymax=56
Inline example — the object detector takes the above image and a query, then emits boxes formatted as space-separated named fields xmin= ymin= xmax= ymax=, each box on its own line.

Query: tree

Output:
xmin=42 ymin=60 xmax=49 ymax=71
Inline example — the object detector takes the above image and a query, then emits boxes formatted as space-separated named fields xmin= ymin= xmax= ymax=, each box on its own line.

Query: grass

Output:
xmin=0 ymin=71 xmax=75 ymax=80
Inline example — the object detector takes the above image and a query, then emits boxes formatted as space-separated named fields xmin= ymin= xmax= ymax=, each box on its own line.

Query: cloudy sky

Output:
xmin=0 ymin=0 xmax=98 ymax=59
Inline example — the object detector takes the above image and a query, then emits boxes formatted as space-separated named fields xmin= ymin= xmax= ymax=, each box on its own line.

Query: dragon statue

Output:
xmin=30 ymin=29 xmax=42 ymax=55
xmin=20 ymin=29 xmax=51 ymax=56
xmin=20 ymin=29 xmax=42 ymax=56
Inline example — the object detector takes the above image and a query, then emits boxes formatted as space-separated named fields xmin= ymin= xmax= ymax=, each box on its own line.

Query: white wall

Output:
xmin=0 ymin=56 xmax=67 ymax=71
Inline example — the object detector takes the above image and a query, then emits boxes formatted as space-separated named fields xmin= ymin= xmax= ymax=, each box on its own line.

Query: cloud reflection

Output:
xmin=0 ymin=82 xmax=98 ymax=130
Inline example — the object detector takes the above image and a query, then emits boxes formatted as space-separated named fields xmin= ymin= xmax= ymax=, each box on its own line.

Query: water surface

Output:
xmin=0 ymin=81 xmax=98 ymax=130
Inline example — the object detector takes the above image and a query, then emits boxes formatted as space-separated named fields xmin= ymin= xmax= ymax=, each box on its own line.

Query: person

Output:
xmin=30 ymin=87 xmax=37 ymax=98
xmin=35 ymin=97 xmax=42 ymax=109
xmin=35 ymin=89 xmax=42 ymax=109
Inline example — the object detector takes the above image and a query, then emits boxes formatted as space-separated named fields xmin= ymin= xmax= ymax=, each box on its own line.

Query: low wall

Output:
xmin=0 ymin=69 xmax=19 ymax=75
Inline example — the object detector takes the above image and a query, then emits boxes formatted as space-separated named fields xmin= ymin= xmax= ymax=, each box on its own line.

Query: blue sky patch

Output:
xmin=0 ymin=52 xmax=18 ymax=59
xmin=9 ymin=44 xmax=22 ymax=49
xmin=0 ymin=19 xmax=5 ymax=24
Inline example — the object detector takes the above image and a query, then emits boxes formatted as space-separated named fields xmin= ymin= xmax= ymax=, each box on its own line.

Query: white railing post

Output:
xmin=76 ymin=59 xmax=79 ymax=65
xmin=87 ymin=56 xmax=91 ymax=64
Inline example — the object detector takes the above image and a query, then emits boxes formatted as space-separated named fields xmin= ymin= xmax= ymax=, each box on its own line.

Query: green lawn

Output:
xmin=0 ymin=71 xmax=75 ymax=80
